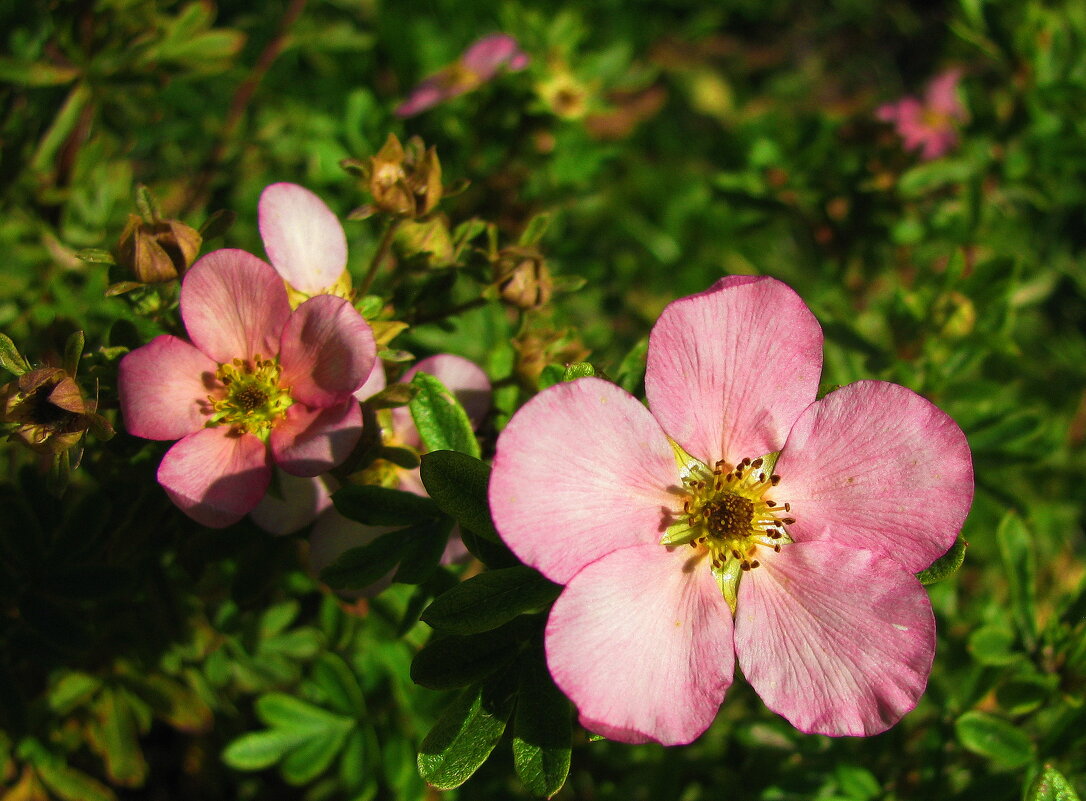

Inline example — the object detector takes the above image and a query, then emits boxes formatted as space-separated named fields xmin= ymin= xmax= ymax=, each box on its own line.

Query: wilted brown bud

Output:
xmin=494 ymin=246 xmax=553 ymax=310
xmin=1 ymin=367 xmax=112 ymax=455
xmin=355 ymin=134 xmax=445 ymax=219
xmin=115 ymin=214 xmax=202 ymax=283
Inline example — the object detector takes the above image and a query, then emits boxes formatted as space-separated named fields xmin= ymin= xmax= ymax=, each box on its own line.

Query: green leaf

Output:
xmin=280 ymin=726 xmax=352 ymax=786
xmin=255 ymin=693 xmax=351 ymax=732
xmin=0 ymin=332 xmax=30 ymax=375
xmin=222 ymin=728 xmax=315 ymax=771
xmin=409 ymin=372 xmax=481 ymax=458
xmin=518 ymin=213 xmax=551 ymax=246
xmin=459 ymin=527 xmax=520 ymax=568
xmin=48 ymin=671 xmax=101 ymax=714
xmin=30 ymin=82 xmax=92 ymax=175
xmin=513 ymin=657 xmax=571 ymax=798
xmin=562 ymin=362 xmax=597 ymax=381
xmin=392 ymin=518 xmax=451 ymax=584
xmin=417 ymin=675 xmax=516 ymax=790
xmin=917 ymin=536 xmax=968 ymax=585
xmin=0 ymin=58 xmax=80 ymax=86
xmin=968 ymin=624 xmax=1019 ymax=666
xmin=422 ymin=567 xmax=561 ymax=635
xmin=135 ymin=185 xmax=160 ymax=223
xmin=411 ymin=619 xmax=530 ymax=690
xmin=955 ymin=710 xmax=1035 ymax=768
xmin=997 ymin=511 xmax=1038 ymax=648
xmin=420 ymin=450 xmax=499 ymax=542
xmin=258 ymin=599 xmax=299 ymax=639
xmin=36 ymin=762 xmax=117 ymax=801
xmin=73 ymin=248 xmax=116 ymax=265
xmin=1027 ymin=765 xmax=1083 ymax=801
xmin=320 ymin=519 xmax=448 ymax=590
xmin=199 ymin=208 xmax=236 ymax=240
xmin=311 ymin=653 xmax=367 ymax=717
xmin=332 ymin=484 xmax=440 ymax=526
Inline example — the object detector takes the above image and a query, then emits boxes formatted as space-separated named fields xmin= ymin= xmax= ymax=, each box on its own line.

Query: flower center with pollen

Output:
xmin=661 ymin=445 xmax=795 ymax=612
xmin=205 ymin=356 xmax=293 ymax=438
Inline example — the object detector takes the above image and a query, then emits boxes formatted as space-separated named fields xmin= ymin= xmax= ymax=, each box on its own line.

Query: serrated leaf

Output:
xmin=417 ymin=675 xmax=515 ymax=790
xmin=513 ymin=657 xmax=571 ymax=798
xmin=409 ymin=372 xmax=481 ymax=457
xmin=422 ymin=567 xmax=561 ymax=635
xmin=1027 ymin=764 xmax=1083 ymax=801
xmin=332 ymin=484 xmax=440 ymax=525
xmin=916 ymin=536 xmax=968 ymax=585
xmin=955 ymin=710 xmax=1035 ymax=767
xmin=997 ymin=511 xmax=1038 ymax=648
xmin=420 ymin=450 xmax=499 ymax=542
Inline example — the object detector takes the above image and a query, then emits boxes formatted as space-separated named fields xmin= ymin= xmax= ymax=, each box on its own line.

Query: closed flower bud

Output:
xmin=115 ymin=213 xmax=202 ymax=283
xmin=494 ymin=246 xmax=553 ymax=310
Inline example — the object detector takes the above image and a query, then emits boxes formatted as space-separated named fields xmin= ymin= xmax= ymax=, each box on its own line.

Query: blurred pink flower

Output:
xmin=877 ymin=69 xmax=966 ymax=160
xmin=396 ymin=34 xmax=529 ymax=117
xmin=258 ymin=182 xmax=351 ymax=298
xmin=489 ymin=276 xmax=973 ymax=745
xmin=119 ymin=250 xmax=376 ymax=528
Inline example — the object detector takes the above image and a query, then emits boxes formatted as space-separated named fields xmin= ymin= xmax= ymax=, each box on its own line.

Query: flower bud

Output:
xmin=114 ymin=213 xmax=202 ymax=283
xmin=494 ymin=246 xmax=553 ymax=310
xmin=1 ymin=367 xmax=111 ymax=455
xmin=360 ymin=134 xmax=445 ymax=219
xmin=393 ymin=217 xmax=455 ymax=266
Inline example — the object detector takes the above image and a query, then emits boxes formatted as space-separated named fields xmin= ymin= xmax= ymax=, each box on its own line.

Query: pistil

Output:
xmin=205 ymin=355 xmax=293 ymax=437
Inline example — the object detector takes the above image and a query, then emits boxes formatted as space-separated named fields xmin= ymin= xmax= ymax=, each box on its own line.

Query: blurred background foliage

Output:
xmin=1 ymin=0 xmax=1084 ymax=798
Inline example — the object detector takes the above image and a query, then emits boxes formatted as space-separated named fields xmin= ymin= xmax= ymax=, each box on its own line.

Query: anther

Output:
xmin=773 ymin=544 xmax=781 ymax=552
xmin=751 ymin=458 xmax=763 ymax=468
xmin=740 ymin=561 xmax=751 ymax=571
xmin=766 ymin=500 xmax=776 ymax=507
xmin=783 ymin=517 xmax=796 ymax=525
xmin=750 ymin=560 xmax=760 ymax=568
xmin=770 ymin=475 xmax=781 ymax=485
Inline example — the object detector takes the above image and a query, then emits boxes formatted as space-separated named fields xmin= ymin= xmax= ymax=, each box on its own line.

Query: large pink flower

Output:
xmin=877 ymin=69 xmax=966 ymax=161
xmin=119 ymin=249 xmax=376 ymax=528
xmin=489 ymin=276 xmax=973 ymax=744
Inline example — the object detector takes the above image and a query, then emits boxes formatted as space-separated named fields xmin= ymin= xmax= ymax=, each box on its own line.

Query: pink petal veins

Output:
xmin=278 ymin=294 xmax=376 ymax=408
xmin=157 ymin=427 xmax=272 ymax=528
xmin=546 ymin=543 xmax=733 ymax=745
xmin=773 ymin=380 xmax=973 ymax=572
xmin=735 ymin=540 xmax=935 ymax=736
xmin=489 ymin=377 xmax=679 ymax=584
xmin=646 ymin=275 xmax=823 ymax=465
xmin=181 ymin=249 xmax=291 ymax=364
xmin=259 ymin=183 xmax=349 ymax=294
xmin=119 ymin=335 xmax=219 ymax=441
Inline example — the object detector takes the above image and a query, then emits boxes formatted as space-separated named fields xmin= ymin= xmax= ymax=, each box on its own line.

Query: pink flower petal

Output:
xmin=158 ymin=427 xmax=272 ymax=528
xmin=250 ymin=472 xmax=335 ymax=535
xmin=270 ymin=400 xmax=363 ymax=477
xmin=735 ymin=540 xmax=935 ymax=736
xmin=646 ymin=276 xmax=823 ymax=465
xmin=278 ymin=295 xmax=376 ymax=408
xmin=395 ymin=74 xmax=457 ymax=118
xmin=546 ymin=543 xmax=733 ymax=745
xmin=773 ymin=381 xmax=973 ymax=572
xmin=181 ymin=249 xmax=291 ymax=364
xmin=353 ymin=362 xmax=387 ymax=402
xmin=460 ymin=34 xmax=527 ymax=79
xmin=119 ymin=335 xmax=218 ymax=440
xmin=926 ymin=69 xmax=964 ymax=118
xmin=258 ymin=183 xmax=348 ymax=294
xmin=393 ymin=354 xmax=491 ymax=446
xmin=490 ymin=377 xmax=679 ymax=584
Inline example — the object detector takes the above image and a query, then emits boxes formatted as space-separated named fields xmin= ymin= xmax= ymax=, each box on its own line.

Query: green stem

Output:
xmin=358 ymin=218 xmax=402 ymax=296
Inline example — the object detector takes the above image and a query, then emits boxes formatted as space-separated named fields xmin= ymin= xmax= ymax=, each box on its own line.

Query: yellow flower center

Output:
xmin=662 ymin=443 xmax=795 ymax=612
xmin=206 ymin=355 xmax=293 ymax=438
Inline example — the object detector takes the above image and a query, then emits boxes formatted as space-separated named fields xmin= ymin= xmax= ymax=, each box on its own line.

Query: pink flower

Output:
xmin=119 ymin=250 xmax=376 ymax=528
xmin=877 ymin=69 xmax=966 ymax=160
xmin=489 ymin=276 xmax=973 ymax=744
xmin=258 ymin=182 xmax=351 ymax=298
xmin=395 ymin=34 xmax=529 ymax=118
